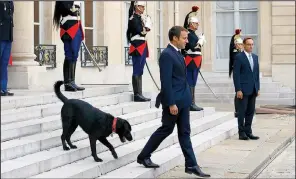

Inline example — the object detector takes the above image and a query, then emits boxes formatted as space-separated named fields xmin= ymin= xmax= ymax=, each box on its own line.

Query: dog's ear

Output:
xmin=125 ymin=121 xmax=132 ymax=131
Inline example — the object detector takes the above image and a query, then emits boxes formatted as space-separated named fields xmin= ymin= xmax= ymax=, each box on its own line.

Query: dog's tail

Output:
xmin=54 ymin=81 xmax=68 ymax=103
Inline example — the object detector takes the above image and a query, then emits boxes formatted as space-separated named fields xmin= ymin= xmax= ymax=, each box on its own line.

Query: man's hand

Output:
xmin=257 ymin=90 xmax=260 ymax=97
xmin=169 ymin=105 xmax=178 ymax=116
xmin=236 ymin=91 xmax=243 ymax=99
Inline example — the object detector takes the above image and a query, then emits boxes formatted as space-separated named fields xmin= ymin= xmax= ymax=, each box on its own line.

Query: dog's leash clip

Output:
xmin=111 ymin=132 xmax=114 ymax=137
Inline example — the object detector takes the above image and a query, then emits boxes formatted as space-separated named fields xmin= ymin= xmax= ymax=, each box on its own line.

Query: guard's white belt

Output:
xmin=131 ymin=35 xmax=145 ymax=41
xmin=186 ymin=49 xmax=201 ymax=55
xmin=60 ymin=15 xmax=79 ymax=25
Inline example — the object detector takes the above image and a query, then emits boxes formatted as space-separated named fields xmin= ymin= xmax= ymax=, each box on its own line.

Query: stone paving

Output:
xmin=158 ymin=113 xmax=295 ymax=178
xmin=256 ymin=140 xmax=295 ymax=178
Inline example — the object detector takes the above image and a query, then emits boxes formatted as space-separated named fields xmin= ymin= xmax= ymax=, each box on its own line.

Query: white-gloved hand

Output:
xmin=197 ymin=34 xmax=206 ymax=46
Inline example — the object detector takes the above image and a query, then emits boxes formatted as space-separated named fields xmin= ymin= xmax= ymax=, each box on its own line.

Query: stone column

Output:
xmin=258 ymin=1 xmax=272 ymax=77
xmin=8 ymin=1 xmax=46 ymax=89
xmin=201 ymin=1 xmax=213 ymax=71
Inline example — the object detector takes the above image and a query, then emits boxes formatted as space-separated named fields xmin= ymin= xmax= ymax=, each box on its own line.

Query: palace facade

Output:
xmin=8 ymin=1 xmax=295 ymax=91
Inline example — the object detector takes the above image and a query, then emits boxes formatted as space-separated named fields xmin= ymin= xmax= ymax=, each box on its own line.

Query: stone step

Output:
xmin=194 ymin=77 xmax=273 ymax=83
xmin=1 ymin=100 xmax=160 ymax=142
xmin=1 ymin=109 xmax=218 ymax=178
xmin=98 ymin=119 xmax=237 ymax=179
xmin=23 ymin=112 xmax=232 ymax=179
xmin=1 ymin=92 xmax=133 ymax=125
xmin=195 ymin=98 xmax=295 ymax=106
xmin=195 ymin=92 xmax=295 ymax=99
xmin=1 ymin=101 xmax=159 ymax=162
xmin=1 ymin=85 xmax=130 ymax=111
xmin=194 ymin=86 xmax=284 ymax=93
xmin=195 ymin=82 xmax=282 ymax=88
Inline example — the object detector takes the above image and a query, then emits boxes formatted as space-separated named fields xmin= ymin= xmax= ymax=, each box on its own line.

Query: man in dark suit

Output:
xmin=233 ymin=37 xmax=260 ymax=140
xmin=0 ymin=1 xmax=14 ymax=96
xmin=137 ymin=26 xmax=210 ymax=178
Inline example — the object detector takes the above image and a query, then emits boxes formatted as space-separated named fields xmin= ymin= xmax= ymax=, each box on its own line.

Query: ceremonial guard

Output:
xmin=126 ymin=1 xmax=151 ymax=102
xmin=0 ymin=1 xmax=14 ymax=96
xmin=182 ymin=6 xmax=206 ymax=111
xmin=53 ymin=1 xmax=85 ymax=92
xmin=229 ymin=29 xmax=242 ymax=78
xmin=229 ymin=29 xmax=243 ymax=117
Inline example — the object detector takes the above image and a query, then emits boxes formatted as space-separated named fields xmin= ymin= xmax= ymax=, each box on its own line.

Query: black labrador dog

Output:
xmin=54 ymin=81 xmax=133 ymax=162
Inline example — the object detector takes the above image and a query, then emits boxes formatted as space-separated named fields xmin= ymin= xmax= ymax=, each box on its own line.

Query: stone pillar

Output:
xmin=258 ymin=1 xmax=272 ymax=77
xmin=8 ymin=1 xmax=46 ymax=89
xmin=201 ymin=1 xmax=213 ymax=72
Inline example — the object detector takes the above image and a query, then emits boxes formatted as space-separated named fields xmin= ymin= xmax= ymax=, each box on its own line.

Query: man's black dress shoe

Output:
xmin=185 ymin=165 xmax=211 ymax=178
xmin=239 ymin=133 xmax=249 ymax=140
xmin=1 ymin=90 xmax=14 ymax=96
xmin=137 ymin=158 xmax=159 ymax=168
xmin=246 ymin=134 xmax=259 ymax=140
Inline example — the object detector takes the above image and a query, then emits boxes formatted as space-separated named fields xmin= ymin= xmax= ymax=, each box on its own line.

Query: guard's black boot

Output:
xmin=70 ymin=61 xmax=85 ymax=91
xmin=63 ymin=59 xmax=77 ymax=92
xmin=190 ymin=87 xmax=203 ymax=111
xmin=132 ymin=76 xmax=149 ymax=102
xmin=138 ymin=75 xmax=151 ymax=101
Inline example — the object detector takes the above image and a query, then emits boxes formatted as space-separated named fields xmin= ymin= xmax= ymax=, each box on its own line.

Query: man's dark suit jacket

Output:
xmin=233 ymin=52 xmax=260 ymax=96
xmin=156 ymin=44 xmax=192 ymax=109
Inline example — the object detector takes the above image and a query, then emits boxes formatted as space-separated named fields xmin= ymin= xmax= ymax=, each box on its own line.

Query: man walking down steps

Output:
xmin=158 ymin=114 xmax=295 ymax=178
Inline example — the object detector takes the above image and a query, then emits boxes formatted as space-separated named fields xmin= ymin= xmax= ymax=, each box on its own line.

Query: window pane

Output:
xmin=34 ymin=1 xmax=39 ymax=23
xmin=239 ymin=12 xmax=258 ymax=34
xmin=216 ymin=12 xmax=234 ymax=35
xmin=125 ymin=2 xmax=132 ymax=46
xmin=85 ymin=0 xmax=93 ymax=27
xmin=34 ymin=25 xmax=40 ymax=46
xmin=239 ymin=1 xmax=258 ymax=10
xmin=85 ymin=29 xmax=93 ymax=47
xmin=216 ymin=1 xmax=234 ymax=10
xmin=216 ymin=36 xmax=232 ymax=59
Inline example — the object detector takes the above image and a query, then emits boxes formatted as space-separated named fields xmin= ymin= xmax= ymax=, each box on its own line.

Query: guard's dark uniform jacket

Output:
xmin=183 ymin=29 xmax=202 ymax=70
xmin=0 ymin=1 xmax=14 ymax=41
xmin=56 ymin=1 xmax=84 ymax=42
xmin=229 ymin=34 xmax=241 ymax=77
xmin=128 ymin=13 xmax=149 ymax=58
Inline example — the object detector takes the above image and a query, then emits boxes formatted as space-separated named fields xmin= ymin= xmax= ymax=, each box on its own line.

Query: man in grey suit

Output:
xmin=233 ymin=37 xmax=260 ymax=140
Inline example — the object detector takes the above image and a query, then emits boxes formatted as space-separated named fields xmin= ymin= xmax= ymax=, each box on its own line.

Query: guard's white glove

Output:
xmin=197 ymin=33 xmax=206 ymax=47
xmin=70 ymin=2 xmax=81 ymax=13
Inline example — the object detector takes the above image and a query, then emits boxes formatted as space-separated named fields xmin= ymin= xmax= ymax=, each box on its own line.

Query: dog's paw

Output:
xmin=94 ymin=157 xmax=103 ymax=162
xmin=70 ymin=145 xmax=77 ymax=149
xmin=63 ymin=146 xmax=70 ymax=151
xmin=112 ymin=151 xmax=118 ymax=159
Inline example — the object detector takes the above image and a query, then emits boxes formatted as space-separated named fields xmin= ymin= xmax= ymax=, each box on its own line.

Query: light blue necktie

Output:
xmin=248 ymin=53 xmax=254 ymax=71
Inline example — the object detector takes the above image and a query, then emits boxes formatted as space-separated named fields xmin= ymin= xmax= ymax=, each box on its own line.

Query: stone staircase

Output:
xmin=1 ymin=85 xmax=238 ymax=178
xmin=194 ymin=74 xmax=295 ymax=106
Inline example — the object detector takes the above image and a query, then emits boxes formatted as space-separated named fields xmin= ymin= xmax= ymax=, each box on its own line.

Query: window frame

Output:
xmin=33 ymin=1 xmax=44 ymax=45
xmin=80 ymin=1 xmax=95 ymax=47
xmin=213 ymin=1 xmax=259 ymax=72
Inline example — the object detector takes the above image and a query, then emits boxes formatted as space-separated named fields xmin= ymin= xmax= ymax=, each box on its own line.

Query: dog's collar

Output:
xmin=112 ymin=118 xmax=117 ymax=133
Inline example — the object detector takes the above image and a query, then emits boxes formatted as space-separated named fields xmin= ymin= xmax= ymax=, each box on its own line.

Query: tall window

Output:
xmin=34 ymin=1 xmax=41 ymax=46
xmin=83 ymin=0 xmax=94 ymax=47
xmin=124 ymin=1 xmax=131 ymax=47
xmin=156 ymin=1 xmax=163 ymax=48
xmin=215 ymin=1 xmax=258 ymax=71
